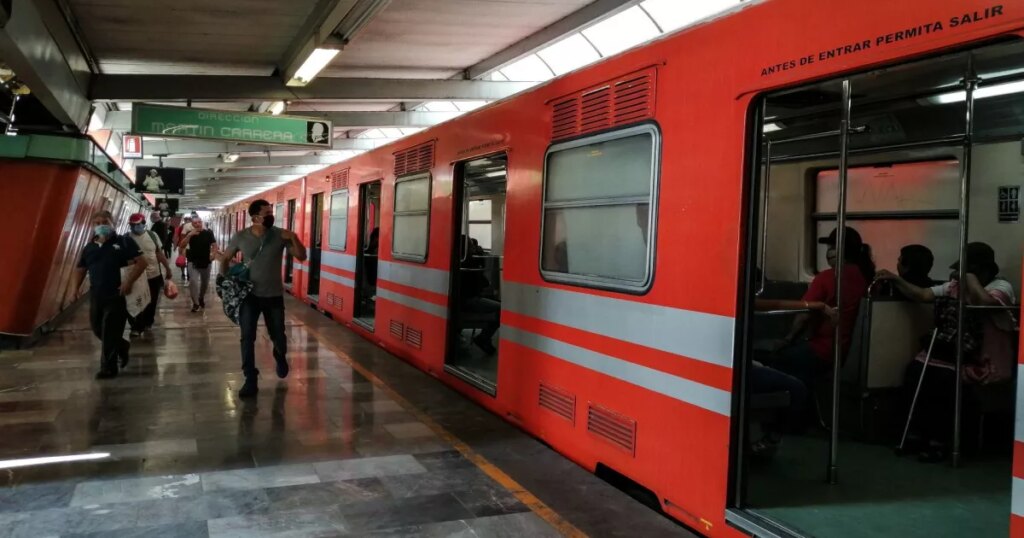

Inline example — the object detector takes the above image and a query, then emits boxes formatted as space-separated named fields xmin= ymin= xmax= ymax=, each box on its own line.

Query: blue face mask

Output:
xmin=94 ymin=224 xmax=113 ymax=237
xmin=131 ymin=224 xmax=145 ymax=235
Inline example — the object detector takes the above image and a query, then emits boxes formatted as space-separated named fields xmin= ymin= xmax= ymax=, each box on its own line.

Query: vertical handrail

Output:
xmin=829 ymin=78 xmax=853 ymax=485
xmin=953 ymin=56 xmax=977 ymax=468
xmin=758 ymin=138 xmax=773 ymax=296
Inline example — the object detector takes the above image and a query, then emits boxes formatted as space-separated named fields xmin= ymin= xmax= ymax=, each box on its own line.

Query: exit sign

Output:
xmin=122 ymin=134 xmax=143 ymax=158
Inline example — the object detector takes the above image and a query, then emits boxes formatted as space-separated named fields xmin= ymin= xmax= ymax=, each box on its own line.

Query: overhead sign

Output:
xmin=122 ymin=134 xmax=143 ymax=158
xmin=131 ymin=104 xmax=333 ymax=148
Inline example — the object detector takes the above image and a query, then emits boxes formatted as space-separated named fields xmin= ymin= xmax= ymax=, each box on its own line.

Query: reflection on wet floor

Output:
xmin=0 ymin=288 xmax=559 ymax=537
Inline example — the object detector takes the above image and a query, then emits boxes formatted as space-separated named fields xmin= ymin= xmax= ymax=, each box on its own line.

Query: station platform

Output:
xmin=0 ymin=281 xmax=688 ymax=538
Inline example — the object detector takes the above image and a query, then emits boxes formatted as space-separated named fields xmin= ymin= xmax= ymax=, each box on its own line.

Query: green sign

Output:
xmin=131 ymin=104 xmax=333 ymax=147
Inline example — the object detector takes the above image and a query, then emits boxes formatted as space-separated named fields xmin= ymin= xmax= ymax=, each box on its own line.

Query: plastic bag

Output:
xmin=120 ymin=268 xmax=151 ymax=318
xmin=175 ymin=255 xmax=187 ymax=268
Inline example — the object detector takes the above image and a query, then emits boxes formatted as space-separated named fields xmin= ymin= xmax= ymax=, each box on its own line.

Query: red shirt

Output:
xmin=803 ymin=265 xmax=868 ymax=362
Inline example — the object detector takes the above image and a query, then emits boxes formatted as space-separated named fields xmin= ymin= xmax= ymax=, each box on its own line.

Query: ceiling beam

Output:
xmin=89 ymin=76 xmax=533 ymax=101
xmin=103 ymin=109 xmax=458 ymax=130
xmin=279 ymin=0 xmax=391 ymax=85
xmin=185 ymin=166 xmax=322 ymax=181
xmin=0 ymin=0 xmax=92 ymax=129
xmin=463 ymin=0 xmax=637 ymax=80
xmin=135 ymin=154 xmax=348 ymax=170
xmin=138 ymin=137 xmax=383 ymax=155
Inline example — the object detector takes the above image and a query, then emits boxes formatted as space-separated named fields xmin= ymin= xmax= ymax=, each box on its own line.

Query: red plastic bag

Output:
xmin=175 ymin=255 xmax=187 ymax=268
xmin=164 ymin=280 xmax=179 ymax=300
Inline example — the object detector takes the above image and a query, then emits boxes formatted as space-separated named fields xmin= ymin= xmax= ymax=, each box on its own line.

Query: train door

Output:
xmin=307 ymin=192 xmax=324 ymax=301
xmin=285 ymin=198 xmax=296 ymax=286
xmin=444 ymin=154 xmax=507 ymax=395
xmin=729 ymin=41 xmax=1024 ymax=538
xmin=353 ymin=181 xmax=381 ymax=330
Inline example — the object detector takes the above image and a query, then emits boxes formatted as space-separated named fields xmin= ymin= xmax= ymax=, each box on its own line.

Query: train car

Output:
xmin=0 ymin=133 xmax=147 ymax=344
xmin=216 ymin=1 xmax=1024 ymax=536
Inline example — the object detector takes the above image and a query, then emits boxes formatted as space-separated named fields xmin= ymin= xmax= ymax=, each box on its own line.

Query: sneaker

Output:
xmin=191 ymin=303 xmax=201 ymax=313
xmin=473 ymin=335 xmax=497 ymax=356
xmin=199 ymin=299 xmax=206 ymax=309
xmin=95 ymin=370 xmax=117 ymax=380
xmin=238 ymin=377 xmax=259 ymax=398
xmin=119 ymin=353 xmax=130 ymax=369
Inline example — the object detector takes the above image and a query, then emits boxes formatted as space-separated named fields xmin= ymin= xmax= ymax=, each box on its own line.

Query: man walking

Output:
xmin=179 ymin=217 xmax=218 ymax=312
xmin=127 ymin=213 xmax=173 ymax=335
xmin=150 ymin=211 xmax=173 ymax=259
xmin=73 ymin=210 xmax=147 ymax=378
xmin=219 ymin=200 xmax=307 ymax=398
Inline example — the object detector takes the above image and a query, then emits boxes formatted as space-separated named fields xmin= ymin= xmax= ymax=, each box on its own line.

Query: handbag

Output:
xmin=218 ymin=232 xmax=269 ymax=324
xmin=226 ymin=233 xmax=269 ymax=282
xmin=175 ymin=255 xmax=187 ymax=268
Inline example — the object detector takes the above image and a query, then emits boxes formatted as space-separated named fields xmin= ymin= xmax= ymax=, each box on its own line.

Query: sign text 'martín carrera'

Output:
xmin=131 ymin=104 xmax=333 ymax=148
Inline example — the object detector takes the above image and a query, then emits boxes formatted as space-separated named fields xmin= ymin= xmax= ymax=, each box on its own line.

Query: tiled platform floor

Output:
xmin=0 ymin=277 xmax=687 ymax=538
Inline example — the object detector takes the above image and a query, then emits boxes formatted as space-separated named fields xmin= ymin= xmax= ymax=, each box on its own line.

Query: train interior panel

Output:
xmin=735 ymin=40 xmax=1024 ymax=537
xmin=354 ymin=181 xmax=381 ymax=330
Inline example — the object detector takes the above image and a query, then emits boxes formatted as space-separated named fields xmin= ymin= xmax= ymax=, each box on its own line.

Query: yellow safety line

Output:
xmin=300 ymin=321 xmax=588 ymax=538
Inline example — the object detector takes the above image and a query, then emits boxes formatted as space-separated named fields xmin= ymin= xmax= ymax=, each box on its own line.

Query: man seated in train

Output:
xmin=876 ymin=242 xmax=1016 ymax=462
xmin=759 ymin=227 xmax=873 ymax=392
xmin=875 ymin=244 xmax=937 ymax=300
xmin=459 ymin=235 xmax=500 ymax=355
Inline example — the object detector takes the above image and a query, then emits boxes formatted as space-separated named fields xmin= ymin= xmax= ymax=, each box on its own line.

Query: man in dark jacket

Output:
xmin=73 ymin=210 xmax=147 ymax=378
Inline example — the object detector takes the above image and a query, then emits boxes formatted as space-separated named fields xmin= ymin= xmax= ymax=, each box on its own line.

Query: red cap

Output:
xmin=128 ymin=212 xmax=145 ymax=224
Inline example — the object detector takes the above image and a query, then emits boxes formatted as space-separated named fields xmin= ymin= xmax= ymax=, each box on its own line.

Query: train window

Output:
xmin=540 ymin=124 xmax=660 ymax=292
xmin=392 ymin=172 xmax=431 ymax=262
xmin=328 ymin=188 xmax=349 ymax=251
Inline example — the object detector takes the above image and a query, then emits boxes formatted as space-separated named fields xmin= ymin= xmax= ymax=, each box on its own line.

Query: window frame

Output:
xmin=327 ymin=188 xmax=349 ymax=251
xmin=538 ymin=123 xmax=662 ymax=294
xmin=391 ymin=171 xmax=432 ymax=263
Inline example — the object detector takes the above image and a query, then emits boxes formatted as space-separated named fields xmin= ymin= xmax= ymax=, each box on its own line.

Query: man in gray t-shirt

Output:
xmin=220 ymin=199 xmax=307 ymax=398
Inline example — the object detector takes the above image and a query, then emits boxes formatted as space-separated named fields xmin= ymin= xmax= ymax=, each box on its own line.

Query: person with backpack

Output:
xmin=218 ymin=200 xmax=307 ymax=398
xmin=126 ymin=213 xmax=173 ymax=335
xmin=178 ymin=216 xmax=218 ymax=312
xmin=72 ymin=210 xmax=147 ymax=378
xmin=877 ymin=241 xmax=1017 ymax=462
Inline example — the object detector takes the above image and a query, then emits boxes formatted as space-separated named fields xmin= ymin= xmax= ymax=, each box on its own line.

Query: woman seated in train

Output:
xmin=748 ymin=297 xmax=837 ymax=458
xmin=758 ymin=226 xmax=874 ymax=391
xmin=875 ymin=244 xmax=937 ymax=299
xmin=876 ymin=242 xmax=1017 ymax=462
xmin=459 ymin=235 xmax=500 ymax=355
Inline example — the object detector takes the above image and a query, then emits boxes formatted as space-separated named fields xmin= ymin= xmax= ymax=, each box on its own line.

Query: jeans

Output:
xmin=129 ymin=276 xmax=163 ymax=331
xmin=89 ymin=294 xmax=128 ymax=371
xmin=759 ymin=341 xmax=829 ymax=389
xmin=239 ymin=295 xmax=287 ymax=379
xmin=188 ymin=263 xmax=211 ymax=305
xmin=749 ymin=365 xmax=808 ymax=433
xmin=462 ymin=296 xmax=500 ymax=342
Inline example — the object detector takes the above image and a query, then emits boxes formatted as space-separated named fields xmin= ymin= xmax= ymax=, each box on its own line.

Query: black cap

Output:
xmin=950 ymin=242 xmax=997 ymax=273
xmin=818 ymin=226 xmax=863 ymax=249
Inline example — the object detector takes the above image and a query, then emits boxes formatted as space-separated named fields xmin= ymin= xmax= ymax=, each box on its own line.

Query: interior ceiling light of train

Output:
xmin=77 ymin=0 xmax=747 ymax=211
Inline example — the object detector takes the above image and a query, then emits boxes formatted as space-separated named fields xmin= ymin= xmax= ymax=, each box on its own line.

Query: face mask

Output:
xmin=131 ymin=224 xmax=145 ymax=234
xmin=94 ymin=224 xmax=113 ymax=237
xmin=261 ymin=215 xmax=275 ymax=228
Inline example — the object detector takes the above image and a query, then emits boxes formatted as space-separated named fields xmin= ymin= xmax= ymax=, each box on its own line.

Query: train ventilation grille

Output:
xmin=324 ymin=293 xmax=342 ymax=310
xmin=389 ymin=319 xmax=405 ymax=340
xmin=587 ymin=403 xmax=637 ymax=456
xmin=404 ymin=326 xmax=423 ymax=349
xmin=394 ymin=142 xmax=435 ymax=177
xmin=550 ymin=67 xmax=656 ymax=141
xmin=538 ymin=382 xmax=575 ymax=424
xmin=330 ymin=168 xmax=350 ymax=191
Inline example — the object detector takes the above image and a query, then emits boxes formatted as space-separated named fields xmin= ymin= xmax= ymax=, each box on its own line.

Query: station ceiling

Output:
xmin=2 ymin=0 xmax=745 ymax=209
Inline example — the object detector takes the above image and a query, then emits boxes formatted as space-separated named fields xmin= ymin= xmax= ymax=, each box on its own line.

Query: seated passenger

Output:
xmin=877 ymin=242 xmax=1017 ymax=462
xmin=460 ymin=236 xmax=500 ymax=355
xmin=759 ymin=226 xmax=873 ymax=390
xmin=364 ymin=227 xmax=379 ymax=287
xmin=876 ymin=244 xmax=936 ymax=299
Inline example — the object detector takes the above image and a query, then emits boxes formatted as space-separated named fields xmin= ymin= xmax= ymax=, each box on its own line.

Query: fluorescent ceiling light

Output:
xmin=764 ymin=122 xmax=784 ymax=133
xmin=930 ymin=79 xmax=1024 ymax=104
xmin=222 ymin=153 xmax=240 ymax=163
xmin=268 ymin=101 xmax=286 ymax=115
xmin=0 ymin=452 xmax=110 ymax=469
xmin=287 ymin=48 xmax=340 ymax=87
